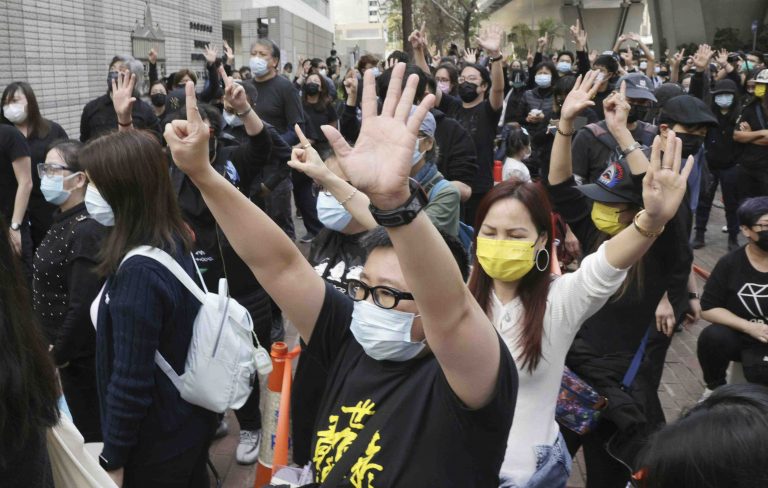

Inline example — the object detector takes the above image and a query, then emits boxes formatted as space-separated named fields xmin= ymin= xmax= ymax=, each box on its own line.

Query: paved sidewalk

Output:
xmin=211 ymin=205 xmax=732 ymax=488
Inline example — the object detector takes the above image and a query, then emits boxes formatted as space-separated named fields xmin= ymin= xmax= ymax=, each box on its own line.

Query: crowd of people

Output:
xmin=2 ymin=17 xmax=768 ymax=488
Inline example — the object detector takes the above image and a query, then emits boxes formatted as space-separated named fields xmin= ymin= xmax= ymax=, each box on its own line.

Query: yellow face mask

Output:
xmin=756 ymin=84 xmax=767 ymax=99
xmin=591 ymin=201 xmax=629 ymax=236
xmin=476 ymin=237 xmax=536 ymax=282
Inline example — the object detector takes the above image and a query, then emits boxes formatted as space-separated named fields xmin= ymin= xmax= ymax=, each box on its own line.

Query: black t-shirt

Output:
xmin=702 ymin=247 xmax=768 ymax=324
xmin=250 ymin=75 xmax=304 ymax=134
xmin=0 ymin=124 xmax=31 ymax=221
xmin=438 ymin=95 xmax=501 ymax=194
xmin=302 ymin=100 xmax=338 ymax=146
xmin=79 ymin=94 xmax=160 ymax=143
xmin=737 ymin=102 xmax=768 ymax=169
xmin=307 ymin=283 xmax=517 ymax=487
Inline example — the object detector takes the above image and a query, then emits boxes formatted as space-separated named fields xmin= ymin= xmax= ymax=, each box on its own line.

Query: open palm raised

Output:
xmin=642 ymin=131 xmax=695 ymax=226
xmin=320 ymin=62 xmax=435 ymax=210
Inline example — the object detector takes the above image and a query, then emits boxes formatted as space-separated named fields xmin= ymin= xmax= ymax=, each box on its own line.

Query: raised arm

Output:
xmin=164 ymin=82 xmax=326 ymax=342
xmin=476 ymin=25 xmax=505 ymax=111
xmin=323 ymin=63 xmax=502 ymax=409
xmin=409 ymin=23 xmax=432 ymax=76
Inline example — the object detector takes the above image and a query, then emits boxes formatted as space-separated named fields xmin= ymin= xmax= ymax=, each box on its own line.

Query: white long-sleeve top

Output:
xmin=494 ymin=243 xmax=627 ymax=486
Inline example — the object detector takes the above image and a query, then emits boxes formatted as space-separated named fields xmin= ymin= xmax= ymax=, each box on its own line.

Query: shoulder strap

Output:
xmin=620 ymin=326 xmax=652 ymax=390
xmin=427 ymin=177 xmax=451 ymax=200
xmin=756 ymin=104 xmax=767 ymax=131
xmin=120 ymin=246 xmax=207 ymax=304
xmin=585 ymin=123 xmax=619 ymax=151
xmin=319 ymin=379 xmax=413 ymax=487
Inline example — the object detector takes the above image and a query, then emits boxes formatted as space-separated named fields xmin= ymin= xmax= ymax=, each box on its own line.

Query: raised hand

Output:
xmin=164 ymin=81 xmax=211 ymax=178
xmin=111 ymin=72 xmax=136 ymax=123
xmin=462 ymin=47 xmax=478 ymax=64
xmin=320 ymin=62 xmax=435 ymax=210
xmin=537 ymin=32 xmax=548 ymax=53
xmin=569 ymin=19 xmax=588 ymax=50
xmin=627 ymin=32 xmax=642 ymax=43
xmin=203 ymin=44 xmax=218 ymax=65
xmin=287 ymin=125 xmax=332 ymax=181
xmin=602 ymin=81 xmax=630 ymax=135
xmin=560 ymin=70 xmax=600 ymax=121
xmin=148 ymin=47 xmax=158 ymax=64
xmin=223 ymin=40 xmax=235 ymax=64
xmin=408 ymin=21 xmax=427 ymax=51
xmin=527 ymin=48 xmax=534 ymax=66
xmin=589 ymin=49 xmax=599 ymax=64
xmin=693 ymin=44 xmax=713 ymax=72
xmin=219 ymin=66 xmax=249 ymax=113
xmin=670 ymin=48 xmax=685 ymax=67
xmin=476 ymin=24 xmax=503 ymax=57
xmin=716 ymin=48 xmax=729 ymax=66
xmin=642 ymin=132 xmax=695 ymax=226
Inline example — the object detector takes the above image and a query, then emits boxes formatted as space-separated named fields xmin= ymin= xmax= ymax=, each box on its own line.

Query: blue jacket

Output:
xmin=95 ymin=245 xmax=216 ymax=469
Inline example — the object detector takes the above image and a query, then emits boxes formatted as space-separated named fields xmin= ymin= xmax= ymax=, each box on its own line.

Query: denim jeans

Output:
xmin=499 ymin=432 xmax=572 ymax=488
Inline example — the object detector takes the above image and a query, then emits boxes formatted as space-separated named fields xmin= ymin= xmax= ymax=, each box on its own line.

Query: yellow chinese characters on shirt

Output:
xmin=313 ymin=399 xmax=384 ymax=487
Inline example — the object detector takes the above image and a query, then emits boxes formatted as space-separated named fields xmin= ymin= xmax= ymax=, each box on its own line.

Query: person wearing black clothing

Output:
xmin=590 ymin=54 xmax=621 ymax=120
xmin=32 ymin=140 xmax=105 ymax=442
xmin=733 ymin=70 xmax=768 ymax=201
xmin=168 ymin=70 xmax=291 ymax=465
xmin=80 ymin=55 xmax=161 ymax=142
xmin=164 ymin=61 xmax=518 ymax=488
xmin=84 ymin=128 xmax=217 ymax=488
xmin=698 ymin=198 xmax=768 ymax=392
xmin=548 ymin=82 xmax=693 ymax=487
xmin=689 ymin=77 xmax=742 ymax=250
xmin=0 ymin=215 xmax=60 ymax=488
xmin=2 ymin=82 xmax=68 ymax=249
xmin=0 ymin=124 xmax=33 ymax=272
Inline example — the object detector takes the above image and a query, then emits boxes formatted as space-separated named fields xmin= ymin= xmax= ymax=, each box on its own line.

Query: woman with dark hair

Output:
xmin=634 ymin=383 xmax=768 ymax=488
xmin=501 ymin=123 xmax=532 ymax=182
xmin=0 ymin=214 xmax=60 ymax=487
xmin=32 ymin=140 xmax=105 ymax=442
xmin=2 ymin=81 xmax=68 ymax=249
xmin=519 ymin=62 xmax=558 ymax=176
xmin=81 ymin=129 xmax=217 ymax=487
xmin=434 ymin=63 xmax=459 ymax=96
xmin=548 ymin=74 xmax=695 ymax=487
xmin=148 ymin=80 xmax=168 ymax=120
xmin=697 ymin=197 xmax=768 ymax=394
xmin=473 ymin=71 xmax=694 ymax=488
xmin=301 ymin=71 xmax=339 ymax=158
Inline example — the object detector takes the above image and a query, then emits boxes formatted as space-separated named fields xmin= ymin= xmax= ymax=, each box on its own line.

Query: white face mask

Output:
xmin=316 ymin=192 xmax=353 ymax=232
xmin=3 ymin=103 xmax=27 ymax=124
xmin=411 ymin=137 xmax=425 ymax=166
xmin=222 ymin=110 xmax=243 ymax=128
xmin=249 ymin=56 xmax=270 ymax=77
xmin=350 ymin=300 xmax=425 ymax=361
xmin=41 ymin=173 xmax=80 ymax=205
xmin=319 ymin=68 xmax=328 ymax=77
xmin=639 ymin=61 xmax=648 ymax=70
xmin=556 ymin=62 xmax=572 ymax=74
xmin=534 ymin=74 xmax=552 ymax=88
xmin=714 ymin=94 xmax=734 ymax=108
xmin=84 ymin=185 xmax=115 ymax=226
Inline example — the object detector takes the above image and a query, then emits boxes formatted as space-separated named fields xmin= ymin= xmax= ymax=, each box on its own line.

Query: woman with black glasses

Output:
xmin=32 ymin=140 xmax=105 ymax=442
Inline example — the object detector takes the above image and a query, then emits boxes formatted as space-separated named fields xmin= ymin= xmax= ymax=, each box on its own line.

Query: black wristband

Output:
xmin=369 ymin=179 xmax=428 ymax=228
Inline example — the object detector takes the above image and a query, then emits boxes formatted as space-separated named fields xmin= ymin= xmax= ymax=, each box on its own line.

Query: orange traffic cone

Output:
xmin=272 ymin=346 xmax=301 ymax=475
xmin=254 ymin=342 xmax=288 ymax=487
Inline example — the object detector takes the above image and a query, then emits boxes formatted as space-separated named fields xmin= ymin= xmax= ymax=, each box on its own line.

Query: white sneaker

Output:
xmin=721 ymin=225 xmax=728 ymax=233
xmin=236 ymin=429 xmax=262 ymax=465
xmin=698 ymin=388 xmax=714 ymax=403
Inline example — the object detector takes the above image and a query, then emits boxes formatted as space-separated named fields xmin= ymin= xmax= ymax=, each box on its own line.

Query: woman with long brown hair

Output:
xmin=469 ymin=71 xmax=694 ymax=488
xmin=82 ymin=129 xmax=217 ymax=487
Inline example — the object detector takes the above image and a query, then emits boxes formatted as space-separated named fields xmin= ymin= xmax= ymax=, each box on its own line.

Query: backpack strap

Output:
xmin=620 ymin=326 xmax=652 ymax=390
xmin=120 ymin=246 xmax=208 ymax=304
xmin=756 ymin=103 xmax=767 ymax=131
xmin=585 ymin=123 xmax=619 ymax=152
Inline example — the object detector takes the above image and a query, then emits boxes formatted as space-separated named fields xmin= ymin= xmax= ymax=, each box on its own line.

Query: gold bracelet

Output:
xmin=633 ymin=209 xmax=665 ymax=238
xmin=557 ymin=123 xmax=576 ymax=137
xmin=339 ymin=188 xmax=358 ymax=206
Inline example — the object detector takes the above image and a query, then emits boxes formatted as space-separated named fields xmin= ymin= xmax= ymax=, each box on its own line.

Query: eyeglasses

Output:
xmin=752 ymin=223 xmax=768 ymax=231
xmin=458 ymin=76 xmax=481 ymax=84
xmin=346 ymin=279 xmax=414 ymax=310
xmin=37 ymin=163 xmax=75 ymax=178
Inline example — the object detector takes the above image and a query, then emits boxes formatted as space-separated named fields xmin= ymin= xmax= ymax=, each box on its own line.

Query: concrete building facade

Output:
xmin=1 ymin=0 xmax=223 ymax=139
xmin=332 ymin=0 xmax=387 ymax=69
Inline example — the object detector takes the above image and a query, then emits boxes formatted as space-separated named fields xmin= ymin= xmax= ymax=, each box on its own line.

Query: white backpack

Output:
xmin=117 ymin=246 xmax=272 ymax=413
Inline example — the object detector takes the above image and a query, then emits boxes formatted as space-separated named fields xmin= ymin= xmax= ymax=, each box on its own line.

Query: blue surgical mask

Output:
xmin=84 ymin=185 xmax=115 ymax=226
xmin=41 ymin=173 xmax=80 ymax=205
xmin=556 ymin=62 xmax=571 ymax=74
xmin=350 ymin=300 xmax=425 ymax=361
xmin=535 ymin=74 xmax=552 ymax=88
xmin=411 ymin=137 xmax=425 ymax=166
xmin=249 ymin=56 xmax=269 ymax=77
xmin=222 ymin=110 xmax=243 ymax=128
xmin=316 ymin=192 xmax=353 ymax=232
xmin=371 ymin=67 xmax=381 ymax=77
xmin=714 ymin=94 xmax=734 ymax=108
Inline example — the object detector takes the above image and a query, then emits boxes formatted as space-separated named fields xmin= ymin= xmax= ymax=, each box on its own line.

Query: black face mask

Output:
xmin=459 ymin=82 xmax=480 ymax=103
xmin=107 ymin=71 xmax=120 ymax=92
xmin=754 ymin=230 xmax=768 ymax=251
xmin=677 ymin=133 xmax=705 ymax=158
xmin=628 ymin=104 xmax=651 ymax=123
xmin=150 ymin=93 xmax=167 ymax=107
xmin=305 ymin=82 xmax=321 ymax=96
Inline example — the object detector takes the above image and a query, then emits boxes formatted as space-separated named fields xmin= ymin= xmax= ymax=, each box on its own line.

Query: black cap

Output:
xmin=660 ymin=95 xmax=718 ymax=127
xmin=711 ymin=79 xmax=738 ymax=95
xmin=654 ymin=83 xmax=684 ymax=108
xmin=617 ymin=73 xmax=657 ymax=102
xmin=577 ymin=157 xmax=643 ymax=206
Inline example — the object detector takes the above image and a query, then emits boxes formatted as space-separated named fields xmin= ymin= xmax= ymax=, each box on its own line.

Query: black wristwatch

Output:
xmin=369 ymin=178 xmax=428 ymax=227
xmin=99 ymin=454 xmax=121 ymax=472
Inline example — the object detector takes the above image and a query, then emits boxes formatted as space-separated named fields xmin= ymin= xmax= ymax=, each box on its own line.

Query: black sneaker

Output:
xmin=299 ymin=232 xmax=316 ymax=243
xmin=690 ymin=230 xmax=705 ymax=250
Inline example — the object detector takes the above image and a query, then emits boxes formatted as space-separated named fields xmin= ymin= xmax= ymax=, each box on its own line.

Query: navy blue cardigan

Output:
xmin=95 ymin=248 xmax=216 ymax=469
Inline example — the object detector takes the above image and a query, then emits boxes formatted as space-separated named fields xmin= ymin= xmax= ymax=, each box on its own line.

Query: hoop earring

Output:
xmin=535 ymin=248 xmax=550 ymax=272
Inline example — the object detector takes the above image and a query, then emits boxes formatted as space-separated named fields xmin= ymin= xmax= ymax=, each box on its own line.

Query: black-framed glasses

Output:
xmin=752 ymin=223 xmax=768 ymax=232
xmin=37 ymin=163 xmax=74 ymax=178
xmin=346 ymin=279 xmax=414 ymax=310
